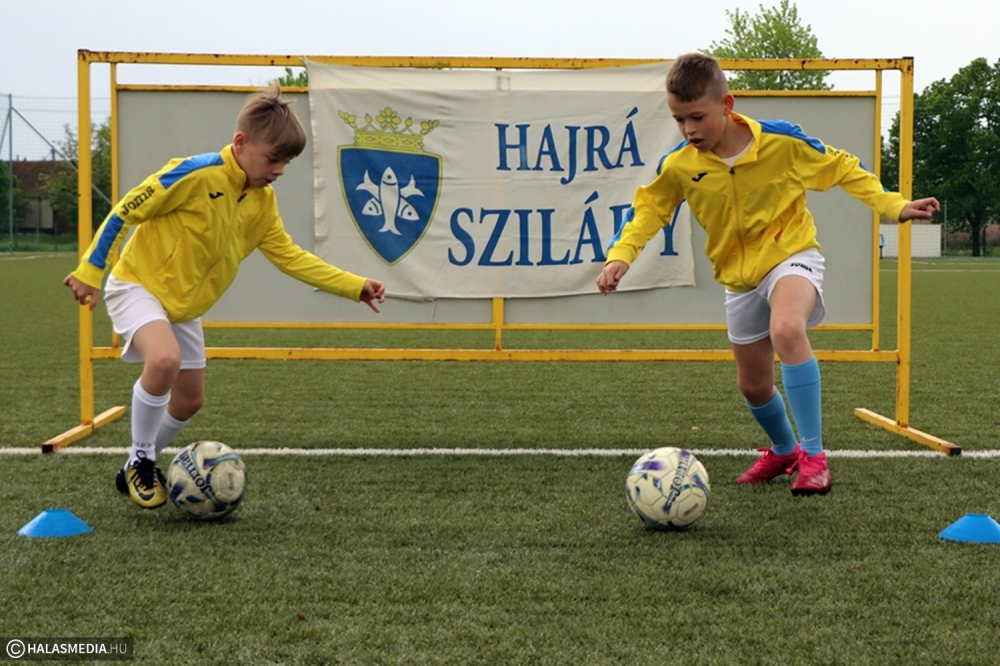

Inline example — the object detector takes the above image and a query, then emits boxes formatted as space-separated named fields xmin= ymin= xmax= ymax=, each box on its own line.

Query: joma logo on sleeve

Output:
xmin=119 ymin=186 xmax=156 ymax=216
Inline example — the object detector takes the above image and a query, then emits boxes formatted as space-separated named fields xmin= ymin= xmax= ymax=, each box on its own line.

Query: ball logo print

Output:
xmin=625 ymin=447 xmax=711 ymax=530
xmin=6 ymin=639 xmax=25 ymax=659
xmin=166 ymin=441 xmax=247 ymax=520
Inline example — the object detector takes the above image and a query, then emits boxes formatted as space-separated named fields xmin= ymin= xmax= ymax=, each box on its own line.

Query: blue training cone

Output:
xmin=17 ymin=509 xmax=93 ymax=538
xmin=939 ymin=514 xmax=1000 ymax=544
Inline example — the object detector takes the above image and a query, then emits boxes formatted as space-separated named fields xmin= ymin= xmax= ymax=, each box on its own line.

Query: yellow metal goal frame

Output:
xmin=44 ymin=51 xmax=958 ymax=455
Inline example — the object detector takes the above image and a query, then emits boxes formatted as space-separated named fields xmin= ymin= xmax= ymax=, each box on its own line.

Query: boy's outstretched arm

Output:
xmin=63 ymin=274 xmax=102 ymax=311
xmin=596 ymin=260 xmax=630 ymax=295
xmin=360 ymin=279 xmax=386 ymax=313
xmin=899 ymin=197 xmax=941 ymax=222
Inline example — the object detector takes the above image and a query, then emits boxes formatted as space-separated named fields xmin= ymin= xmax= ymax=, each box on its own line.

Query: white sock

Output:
xmin=154 ymin=412 xmax=189 ymax=458
xmin=127 ymin=379 xmax=171 ymax=467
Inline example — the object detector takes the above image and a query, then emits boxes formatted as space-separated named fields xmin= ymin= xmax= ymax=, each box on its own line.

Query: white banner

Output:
xmin=307 ymin=61 xmax=694 ymax=299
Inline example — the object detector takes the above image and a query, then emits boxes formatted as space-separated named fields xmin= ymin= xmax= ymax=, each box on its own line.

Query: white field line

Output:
xmin=912 ymin=260 xmax=1000 ymax=265
xmin=880 ymin=268 xmax=1000 ymax=273
xmin=0 ymin=253 xmax=65 ymax=261
xmin=1 ymin=447 xmax=995 ymax=458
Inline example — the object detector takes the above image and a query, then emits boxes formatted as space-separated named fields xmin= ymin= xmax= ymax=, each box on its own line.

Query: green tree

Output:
xmin=276 ymin=67 xmax=308 ymax=87
xmin=707 ymin=0 xmax=831 ymax=91
xmin=39 ymin=118 xmax=113 ymax=230
xmin=0 ymin=160 xmax=31 ymax=232
xmin=882 ymin=58 xmax=1000 ymax=256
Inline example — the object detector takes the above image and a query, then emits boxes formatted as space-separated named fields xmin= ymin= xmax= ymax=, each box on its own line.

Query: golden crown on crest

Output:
xmin=338 ymin=107 xmax=439 ymax=153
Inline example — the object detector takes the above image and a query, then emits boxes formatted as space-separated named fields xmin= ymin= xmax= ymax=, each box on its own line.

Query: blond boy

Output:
xmin=65 ymin=87 xmax=385 ymax=508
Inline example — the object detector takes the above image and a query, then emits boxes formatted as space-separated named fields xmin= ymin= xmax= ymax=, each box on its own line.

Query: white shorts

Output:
xmin=724 ymin=249 xmax=826 ymax=345
xmin=104 ymin=275 xmax=207 ymax=369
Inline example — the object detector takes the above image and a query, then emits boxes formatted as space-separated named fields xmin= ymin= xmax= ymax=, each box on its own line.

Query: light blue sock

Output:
xmin=746 ymin=391 xmax=798 ymax=456
xmin=782 ymin=357 xmax=823 ymax=455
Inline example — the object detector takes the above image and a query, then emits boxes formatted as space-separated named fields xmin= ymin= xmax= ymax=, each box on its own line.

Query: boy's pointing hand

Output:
xmin=899 ymin=197 xmax=941 ymax=222
xmin=360 ymin=279 xmax=386 ymax=313
xmin=597 ymin=260 xmax=630 ymax=295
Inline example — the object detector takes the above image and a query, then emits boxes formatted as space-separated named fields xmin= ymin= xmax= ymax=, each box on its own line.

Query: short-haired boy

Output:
xmin=597 ymin=53 xmax=940 ymax=495
xmin=65 ymin=87 xmax=386 ymax=509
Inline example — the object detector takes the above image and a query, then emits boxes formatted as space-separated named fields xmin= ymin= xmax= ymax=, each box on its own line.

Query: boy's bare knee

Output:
xmin=738 ymin=378 xmax=773 ymax=405
xmin=168 ymin=376 xmax=205 ymax=420
xmin=183 ymin=393 xmax=205 ymax=418
xmin=171 ymin=395 xmax=204 ymax=421
xmin=144 ymin=350 xmax=182 ymax=380
xmin=770 ymin=318 xmax=807 ymax=355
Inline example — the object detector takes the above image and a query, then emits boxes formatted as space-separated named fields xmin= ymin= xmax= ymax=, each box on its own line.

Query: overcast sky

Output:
xmin=3 ymin=0 xmax=997 ymax=98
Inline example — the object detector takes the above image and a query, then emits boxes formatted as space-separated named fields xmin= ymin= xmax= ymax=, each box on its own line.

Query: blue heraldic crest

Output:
xmin=337 ymin=108 xmax=441 ymax=265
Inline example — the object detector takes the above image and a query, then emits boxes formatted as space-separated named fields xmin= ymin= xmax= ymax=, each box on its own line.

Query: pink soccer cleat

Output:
xmin=790 ymin=451 xmax=833 ymax=496
xmin=736 ymin=445 xmax=802 ymax=484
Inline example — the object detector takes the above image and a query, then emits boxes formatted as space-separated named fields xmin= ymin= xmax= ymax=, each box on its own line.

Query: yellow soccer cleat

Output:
xmin=124 ymin=457 xmax=167 ymax=509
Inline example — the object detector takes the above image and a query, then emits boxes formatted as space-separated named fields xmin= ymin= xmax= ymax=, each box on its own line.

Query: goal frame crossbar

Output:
xmin=45 ymin=52 xmax=959 ymax=456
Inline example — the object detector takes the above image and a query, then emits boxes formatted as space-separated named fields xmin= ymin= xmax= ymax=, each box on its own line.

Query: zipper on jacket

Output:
xmin=729 ymin=167 xmax=748 ymax=290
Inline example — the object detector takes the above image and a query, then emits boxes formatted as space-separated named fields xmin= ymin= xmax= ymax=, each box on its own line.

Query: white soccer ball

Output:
xmin=166 ymin=441 xmax=246 ymax=520
xmin=625 ymin=447 xmax=710 ymax=530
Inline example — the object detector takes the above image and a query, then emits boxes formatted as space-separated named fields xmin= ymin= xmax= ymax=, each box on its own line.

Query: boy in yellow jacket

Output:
xmin=598 ymin=53 xmax=939 ymax=495
xmin=65 ymin=87 xmax=385 ymax=509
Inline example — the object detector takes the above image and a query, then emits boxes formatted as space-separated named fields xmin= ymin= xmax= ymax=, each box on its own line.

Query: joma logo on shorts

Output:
xmin=789 ymin=262 xmax=813 ymax=273
xmin=119 ymin=186 xmax=155 ymax=216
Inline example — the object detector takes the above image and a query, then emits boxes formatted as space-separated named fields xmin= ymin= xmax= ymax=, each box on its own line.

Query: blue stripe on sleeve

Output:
xmin=607 ymin=142 xmax=688 ymax=250
xmin=857 ymin=160 xmax=892 ymax=192
xmin=758 ymin=119 xmax=826 ymax=154
xmin=761 ymin=123 xmax=892 ymax=193
xmin=606 ymin=200 xmax=687 ymax=249
xmin=608 ymin=205 xmax=635 ymax=248
xmin=88 ymin=213 xmax=125 ymax=269
xmin=657 ymin=140 xmax=689 ymax=175
xmin=158 ymin=152 xmax=224 ymax=189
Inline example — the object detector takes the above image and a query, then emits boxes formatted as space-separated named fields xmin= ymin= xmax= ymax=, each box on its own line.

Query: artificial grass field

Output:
xmin=2 ymin=254 xmax=999 ymax=665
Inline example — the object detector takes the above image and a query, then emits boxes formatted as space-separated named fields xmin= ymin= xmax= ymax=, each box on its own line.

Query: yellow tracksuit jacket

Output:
xmin=607 ymin=113 xmax=909 ymax=292
xmin=72 ymin=144 xmax=366 ymax=322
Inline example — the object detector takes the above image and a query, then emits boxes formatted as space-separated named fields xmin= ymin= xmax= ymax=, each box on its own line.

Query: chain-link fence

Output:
xmin=881 ymin=96 xmax=900 ymax=138
xmin=0 ymin=94 xmax=111 ymax=252
xmin=943 ymin=223 xmax=1000 ymax=256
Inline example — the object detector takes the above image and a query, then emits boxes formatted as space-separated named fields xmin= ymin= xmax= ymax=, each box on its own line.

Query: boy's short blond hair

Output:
xmin=666 ymin=53 xmax=729 ymax=102
xmin=235 ymin=85 xmax=307 ymax=160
